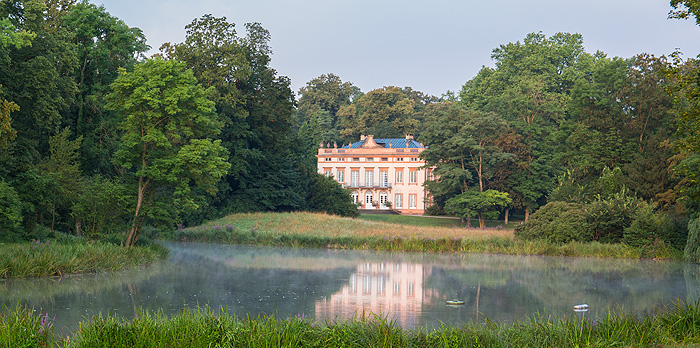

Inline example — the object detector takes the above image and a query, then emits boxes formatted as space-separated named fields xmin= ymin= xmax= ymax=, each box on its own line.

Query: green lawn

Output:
xmin=358 ymin=213 xmax=519 ymax=229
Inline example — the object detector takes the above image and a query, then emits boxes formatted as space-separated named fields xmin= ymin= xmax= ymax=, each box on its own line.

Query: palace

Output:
xmin=316 ymin=134 xmax=431 ymax=214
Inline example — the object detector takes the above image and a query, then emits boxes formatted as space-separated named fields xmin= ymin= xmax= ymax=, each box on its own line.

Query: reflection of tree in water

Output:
xmin=684 ymin=264 xmax=700 ymax=303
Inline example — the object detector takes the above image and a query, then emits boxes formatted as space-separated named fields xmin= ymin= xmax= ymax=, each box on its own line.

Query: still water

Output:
xmin=2 ymin=241 xmax=700 ymax=335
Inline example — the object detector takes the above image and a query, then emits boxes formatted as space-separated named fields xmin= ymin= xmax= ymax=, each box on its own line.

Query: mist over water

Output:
xmin=2 ymin=241 xmax=699 ymax=336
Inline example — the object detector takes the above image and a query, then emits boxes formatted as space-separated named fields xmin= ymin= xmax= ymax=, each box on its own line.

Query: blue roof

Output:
xmin=341 ymin=138 xmax=423 ymax=149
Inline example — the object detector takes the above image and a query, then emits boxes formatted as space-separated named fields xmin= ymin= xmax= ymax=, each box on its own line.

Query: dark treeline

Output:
xmin=3 ymin=0 xmax=700 ymax=257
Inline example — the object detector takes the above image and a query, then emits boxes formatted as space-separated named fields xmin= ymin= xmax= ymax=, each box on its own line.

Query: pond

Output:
xmin=2 ymin=241 xmax=700 ymax=336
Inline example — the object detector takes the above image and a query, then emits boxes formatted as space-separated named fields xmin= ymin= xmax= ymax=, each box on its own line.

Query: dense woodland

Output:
xmin=2 ymin=0 xmax=700 ymax=257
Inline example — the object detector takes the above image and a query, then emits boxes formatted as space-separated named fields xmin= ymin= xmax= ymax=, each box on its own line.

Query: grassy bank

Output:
xmin=358 ymin=214 xmax=518 ymax=229
xmin=0 ymin=239 xmax=169 ymax=279
xmin=5 ymin=300 xmax=700 ymax=347
xmin=165 ymin=212 xmax=681 ymax=260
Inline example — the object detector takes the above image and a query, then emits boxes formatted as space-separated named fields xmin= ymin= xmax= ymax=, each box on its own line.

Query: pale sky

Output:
xmin=95 ymin=0 xmax=700 ymax=98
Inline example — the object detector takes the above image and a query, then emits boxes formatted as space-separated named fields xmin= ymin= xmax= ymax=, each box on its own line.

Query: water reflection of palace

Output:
xmin=315 ymin=262 xmax=438 ymax=326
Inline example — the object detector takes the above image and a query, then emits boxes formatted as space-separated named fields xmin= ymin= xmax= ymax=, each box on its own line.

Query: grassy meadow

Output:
xmin=166 ymin=212 xmax=680 ymax=260
xmin=5 ymin=300 xmax=700 ymax=347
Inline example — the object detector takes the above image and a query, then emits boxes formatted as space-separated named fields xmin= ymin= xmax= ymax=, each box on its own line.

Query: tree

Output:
xmin=460 ymin=32 xmax=591 ymax=220
xmin=670 ymin=0 xmax=700 ymax=24
xmin=421 ymin=102 xmax=513 ymax=219
xmin=445 ymin=190 xmax=511 ymax=228
xmin=62 ymin=1 xmax=149 ymax=175
xmin=161 ymin=16 xmax=302 ymax=218
xmin=339 ymin=86 xmax=423 ymax=142
xmin=106 ymin=57 xmax=230 ymax=247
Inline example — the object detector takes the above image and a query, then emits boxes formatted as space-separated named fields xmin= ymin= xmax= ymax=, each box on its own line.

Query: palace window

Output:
xmin=380 ymin=171 xmax=388 ymax=187
xmin=395 ymin=194 xmax=403 ymax=209
xmin=351 ymin=171 xmax=359 ymax=186
xmin=337 ymin=170 xmax=345 ymax=183
xmin=409 ymin=194 xmax=417 ymax=209
xmin=409 ymin=171 xmax=417 ymax=184
xmin=396 ymin=170 xmax=404 ymax=183
xmin=366 ymin=171 xmax=374 ymax=186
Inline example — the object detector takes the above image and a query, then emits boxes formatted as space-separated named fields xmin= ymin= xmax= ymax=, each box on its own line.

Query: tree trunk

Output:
xmin=125 ymin=176 xmax=148 ymax=247
xmin=478 ymin=213 xmax=485 ymax=228
xmin=504 ymin=208 xmax=509 ymax=225
xmin=75 ymin=216 xmax=81 ymax=237
xmin=525 ymin=209 xmax=530 ymax=222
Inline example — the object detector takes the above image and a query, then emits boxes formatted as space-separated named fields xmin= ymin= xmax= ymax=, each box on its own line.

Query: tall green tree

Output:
xmin=460 ymin=32 xmax=594 ymax=219
xmin=162 ymin=15 xmax=302 ymax=217
xmin=339 ymin=86 xmax=431 ymax=142
xmin=106 ymin=57 xmax=230 ymax=247
xmin=62 ymin=1 xmax=148 ymax=175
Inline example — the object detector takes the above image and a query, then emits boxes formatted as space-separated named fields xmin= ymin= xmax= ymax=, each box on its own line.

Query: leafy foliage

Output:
xmin=106 ymin=57 xmax=230 ymax=246
xmin=306 ymin=173 xmax=359 ymax=218
xmin=445 ymin=190 xmax=511 ymax=228
xmin=0 ymin=180 xmax=22 ymax=241
xmin=514 ymin=201 xmax=592 ymax=244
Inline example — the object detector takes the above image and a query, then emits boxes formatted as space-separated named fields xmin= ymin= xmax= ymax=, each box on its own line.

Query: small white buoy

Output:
xmin=573 ymin=304 xmax=589 ymax=312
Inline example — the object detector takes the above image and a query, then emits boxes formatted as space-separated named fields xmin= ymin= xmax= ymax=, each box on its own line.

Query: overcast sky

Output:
xmin=95 ymin=0 xmax=700 ymax=98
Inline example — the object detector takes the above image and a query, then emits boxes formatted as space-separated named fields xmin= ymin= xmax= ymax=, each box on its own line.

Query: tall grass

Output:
xmin=165 ymin=212 xmax=679 ymax=260
xmin=5 ymin=300 xmax=700 ymax=347
xmin=0 ymin=240 xmax=169 ymax=279
xmin=0 ymin=304 xmax=55 ymax=348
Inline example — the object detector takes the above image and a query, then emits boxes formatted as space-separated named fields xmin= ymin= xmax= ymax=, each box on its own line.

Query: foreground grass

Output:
xmin=165 ymin=212 xmax=681 ymax=260
xmin=0 ymin=239 xmax=169 ymax=279
xmin=5 ymin=300 xmax=700 ymax=347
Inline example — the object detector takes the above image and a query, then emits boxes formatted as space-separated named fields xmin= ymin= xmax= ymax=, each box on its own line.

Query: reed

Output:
xmin=6 ymin=300 xmax=700 ymax=347
xmin=166 ymin=212 xmax=680 ymax=260
xmin=0 ymin=240 xmax=169 ymax=279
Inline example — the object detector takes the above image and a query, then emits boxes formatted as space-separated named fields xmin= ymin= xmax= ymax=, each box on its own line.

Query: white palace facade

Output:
xmin=317 ymin=135 xmax=431 ymax=214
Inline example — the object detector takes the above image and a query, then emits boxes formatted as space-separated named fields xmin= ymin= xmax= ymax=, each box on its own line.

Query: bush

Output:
xmin=514 ymin=202 xmax=593 ymax=244
xmin=586 ymin=190 xmax=642 ymax=243
xmin=307 ymin=173 xmax=359 ymax=218
xmin=623 ymin=204 xmax=673 ymax=247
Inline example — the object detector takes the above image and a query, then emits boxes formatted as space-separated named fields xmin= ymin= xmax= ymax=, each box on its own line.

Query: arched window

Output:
xmin=380 ymin=191 xmax=388 ymax=207
xmin=365 ymin=191 xmax=373 ymax=207
xmin=351 ymin=191 xmax=359 ymax=204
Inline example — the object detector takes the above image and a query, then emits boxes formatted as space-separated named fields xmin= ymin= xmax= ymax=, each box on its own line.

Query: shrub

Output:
xmin=623 ymin=204 xmax=673 ymax=247
xmin=586 ymin=190 xmax=642 ymax=243
xmin=307 ymin=173 xmax=359 ymax=218
xmin=515 ymin=202 xmax=593 ymax=244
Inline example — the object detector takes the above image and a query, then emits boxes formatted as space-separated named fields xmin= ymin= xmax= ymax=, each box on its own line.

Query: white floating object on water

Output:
xmin=573 ymin=304 xmax=589 ymax=312
xmin=446 ymin=300 xmax=465 ymax=306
